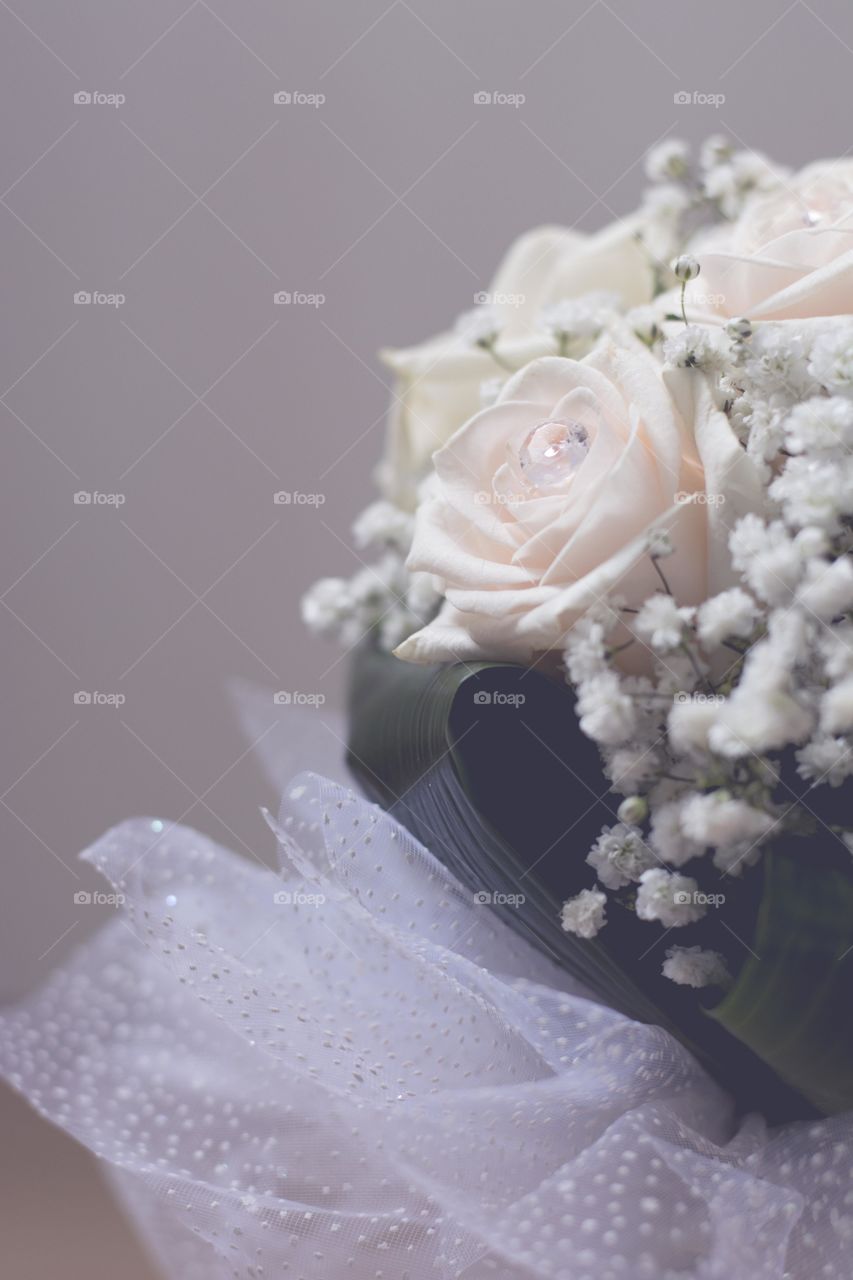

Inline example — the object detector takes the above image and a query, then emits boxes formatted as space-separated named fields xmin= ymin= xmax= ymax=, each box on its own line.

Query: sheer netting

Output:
xmin=3 ymin=765 xmax=853 ymax=1279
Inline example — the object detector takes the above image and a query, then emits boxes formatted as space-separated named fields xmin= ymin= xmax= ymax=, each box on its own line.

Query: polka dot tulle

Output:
xmin=2 ymin=769 xmax=853 ymax=1279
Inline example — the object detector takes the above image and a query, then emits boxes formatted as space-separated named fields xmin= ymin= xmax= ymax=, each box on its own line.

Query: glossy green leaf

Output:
xmin=710 ymin=849 xmax=853 ymax=1115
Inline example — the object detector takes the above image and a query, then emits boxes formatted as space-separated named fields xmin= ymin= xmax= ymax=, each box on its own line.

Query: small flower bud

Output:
xmin=618 ymin=795 xmax=648 ymax=825
xmin=725 ymin=316 xmax=752 ymax=341
xmin=647 ymin=528 xmax=674 ymax=559
xmin=673 ymin=254 xmax=700 ymax=282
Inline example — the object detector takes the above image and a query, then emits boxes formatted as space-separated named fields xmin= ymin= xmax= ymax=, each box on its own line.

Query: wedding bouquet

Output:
xmin=7 ymin=134 xmax=853 ymax=1280
xmin=305 ymin=136 xmax=853 ymax=1120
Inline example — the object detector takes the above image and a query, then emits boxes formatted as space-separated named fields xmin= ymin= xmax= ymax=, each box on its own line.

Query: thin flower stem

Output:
xmin=651 ymin=556 xmax=674 ymax=596
xmin=680 ymin=638 xmax=716 ymax=695
xmin=608 ymin=639 xmax=636 ymax=657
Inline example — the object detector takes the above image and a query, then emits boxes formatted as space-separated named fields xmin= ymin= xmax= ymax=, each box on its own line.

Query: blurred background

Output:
xmin=2 ymin=0 xmax=852 ymax=1273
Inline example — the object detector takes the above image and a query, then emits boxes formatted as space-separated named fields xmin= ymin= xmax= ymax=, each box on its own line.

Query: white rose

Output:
xmin=379 ymin=220 xmax=654 ymax=508
xmin=688 ymin=160 xmax=853 ymax=320
xmin=395 ymin=330 xmax=763 ymax=666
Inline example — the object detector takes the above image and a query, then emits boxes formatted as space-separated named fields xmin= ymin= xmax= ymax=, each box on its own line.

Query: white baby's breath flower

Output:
xmin=808 ymin=324 xmax=853 ymax=393
xmin=794 ymin=526 xmax=830 ymax=559
xmin=349 ymin=555 xmax=406 ymax=607
xmin=784 ymin=396 xmax=853 ymax=455
xmin=667 ymin=696 xmax=720 ymax=757
xmin=699 ymin=134 xmax=733 ymax=171
xmin=645 ymin=138 xmax=690 ymax=182
xmin=820 ymin=678 xmax=853 ymax=735
xmin=538 ymin=291 xmax=619 ymax=344
xmin=606 ymin=744 xmax=663 ymax=793
xmin=586 ymin=823 xmax=657 ymax=890
xmin=696 ymin=588 xmax=759 ymax=648
xmin=662 ymin=945 xmax=731 ymax=989
xmin=742 ymin=400 xmax=787 ymax=471
xmin=709 ymin=683 xmax=813 ymax=758
xmin=634 ymin=594 xmax=694 ymax=653
xmin=766 ymin=606 xmax=812 ymax=667
xmin=576 ymin=672 xmax=637 ymax=746
xmin=640 ymin=184 xmax=691 ymax=263
xmin=653 ymin=651 xmax=703 ymax=698
xmin=454 ymin=305 xmax=501 ymax=347
xmin=712 ymin=840 xmax=765 ymax=876
xmin=708 ymin=612 xmax=814 ymax=756
xmin=771 ymin=456 xmax=853 ymax=533
xmin=797 ymin=557 xmax=853 ymax=621
xmin=729 ymin=516 xmax=806 ymax=604
xmin=301 ymin=577 xmax=352 ymax=637
xmin=820 ymin=624 xmax=853 ymax=680
xmin=646 ymin=528 xmax=675 ymax=559
xmin=796 ymin=735 xmax=853 ymax=788
xmin=663 ymin=325 xmax=728 ymax=372
xmin=679 ymin=790 xmax=774 ymax=850
xmin=564 ymin=616 xmax=609 ymax=683
xmin=352 ymin=501 xmax=414 ymax=554
xmin=649 ymin=797 xmax=704 ymax=867
xmin=701 ymin=148 xmax=786 ymax=219
xmin=741 ymin=326 xmax=817 ymax=402
xmin=560 ymin=888 xmax=607 ymax=938
xmin=644 ymin=183 xmax=691 ymax=221
xmin=636 ymin=868 xmax=705 ymax=927
xmin=303 ymin=549 xmax=421 ymax=652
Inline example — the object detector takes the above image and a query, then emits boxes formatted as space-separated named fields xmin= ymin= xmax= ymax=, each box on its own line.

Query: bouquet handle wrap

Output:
xmin=347 ymin=645 xmax=850 ymax=1120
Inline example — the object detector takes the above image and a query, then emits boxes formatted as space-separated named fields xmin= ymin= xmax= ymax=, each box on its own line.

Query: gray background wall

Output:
xmin=2 ymin=1 xmax=852 ymax=1275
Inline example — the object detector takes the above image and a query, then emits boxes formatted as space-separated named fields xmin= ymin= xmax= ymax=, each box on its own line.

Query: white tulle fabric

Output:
xmin=3 ymin=708 xmax=853 ymax=1278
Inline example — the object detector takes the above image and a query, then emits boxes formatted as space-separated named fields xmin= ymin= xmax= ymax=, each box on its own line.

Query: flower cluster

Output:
xmin=304 ymin=138 xmax=853 ymax=988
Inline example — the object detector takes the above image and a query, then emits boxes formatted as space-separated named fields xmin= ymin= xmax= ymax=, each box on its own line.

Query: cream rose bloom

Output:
xmin=689 ymin=160 xmax=853 ymax=321
xmin=380 ymin=219 xmax=654 ymax=508
xmin=395 ymin=332 xmax=763 ymax=666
